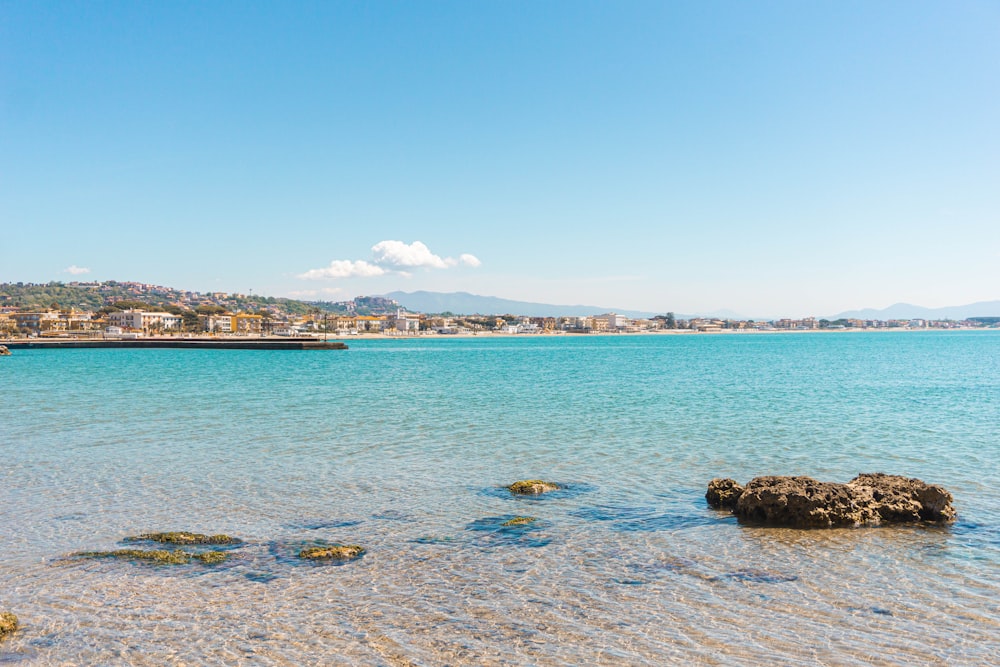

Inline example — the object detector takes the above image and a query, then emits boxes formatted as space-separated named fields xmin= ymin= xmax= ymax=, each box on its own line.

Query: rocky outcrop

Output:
xmin=0 ymin=612 xmax=17 ymax=641
xmin=706 ymin=478 xmax=744 ymax=510
xmin=848 ymin=473 xmax=956 ymax=523
xmin=507 ymin=480 xmax=560 ymax=495
xmin=706 ymin=473 xmax=955 ymax=528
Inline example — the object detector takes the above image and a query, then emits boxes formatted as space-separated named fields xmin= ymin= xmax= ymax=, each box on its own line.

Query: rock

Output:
xmin=501 ymin=516 xmax=537 ymax=527
xmin=712 ymin=473 xmax=957 ymax=528
xmin=124 ymin=532 xmax=242 ymax=545
xmin=74 ymin=549 xmax=228 ymax=564
xmin=0 ymin=612 xmax=17 ymax=641
xmin=706 ymin=478 xmax=744 ymax=510
xmin=735 ymin=476 xmax=874 ymax=527
xmin=507 ymin=480 xmax=560 ymax=495
xmin=848 ymin=473 xmax=957 ymax=523
xmin=299 ymin=545 xmax=365 ymax=561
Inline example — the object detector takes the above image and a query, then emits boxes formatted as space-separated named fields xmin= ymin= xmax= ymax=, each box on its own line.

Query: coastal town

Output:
xmin=1 ymin=280 xmax=996 ymax=339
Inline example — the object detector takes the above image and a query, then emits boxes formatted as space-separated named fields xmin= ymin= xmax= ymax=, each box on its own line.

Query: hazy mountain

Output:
xmin=382 ymin=291 xmax=662 ymax=319
xmin=831 ymin=301 xmax=1000 ymax=321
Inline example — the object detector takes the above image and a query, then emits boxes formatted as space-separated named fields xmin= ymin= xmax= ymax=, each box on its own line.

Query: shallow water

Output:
xmin=1 ymin=331 xmax=998 ymax=664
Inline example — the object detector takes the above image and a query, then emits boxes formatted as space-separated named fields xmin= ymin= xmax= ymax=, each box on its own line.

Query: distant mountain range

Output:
xmin=382 ymin=291 xmax=661 ymax=318
xmin=382 ymin=291 xmax=745 ymax=319
xmin=384 ymin=291 xmax=1000 ymax=321
xmin=830 ymin=301 xmax=1000 ymax=321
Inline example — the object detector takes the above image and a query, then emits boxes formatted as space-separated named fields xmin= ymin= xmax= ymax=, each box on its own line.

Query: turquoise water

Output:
xmin=1 ymin=331 xmax=998 ymax=665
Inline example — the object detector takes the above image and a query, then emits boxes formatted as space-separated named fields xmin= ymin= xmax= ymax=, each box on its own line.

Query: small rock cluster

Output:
xmin=707 ymin=473 xmax=956 ymax=528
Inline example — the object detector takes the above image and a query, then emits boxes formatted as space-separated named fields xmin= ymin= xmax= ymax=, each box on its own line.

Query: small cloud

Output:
xmin=288 ymin=289 xmax=319 ymax=297
xmin=64 ymin=265 xmax=91 ymax=275
xmin=298 ymin=240 xmax=481 ymax=282
xmin=297 ymin=260 xmax=386 ymax=280
xmin=371 ymin=240 xmax=449 ymax=269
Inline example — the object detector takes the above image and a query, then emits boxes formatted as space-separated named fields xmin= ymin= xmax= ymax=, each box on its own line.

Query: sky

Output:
xmin=1 ymin=1 xmax=998 ymax=318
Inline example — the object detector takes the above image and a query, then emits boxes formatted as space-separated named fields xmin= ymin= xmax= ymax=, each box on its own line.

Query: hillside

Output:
xmin=0 ymin=281 xmax=399 ymax=317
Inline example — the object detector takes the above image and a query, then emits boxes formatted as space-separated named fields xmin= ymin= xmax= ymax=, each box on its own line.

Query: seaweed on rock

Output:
xmin=73 ymin=549 xmax=229 ymax=565
xmin=0 ymin=612 xmax=18 ymax=641
xmin=124 ymin=532 xmax=242 ymax=545
xmin=507 ymin=480 xmax=560 ymax=495
xmin=298 ymin=545 xmax=365 ymax=561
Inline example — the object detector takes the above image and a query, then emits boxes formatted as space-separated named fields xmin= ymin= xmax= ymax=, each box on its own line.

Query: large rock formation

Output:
xmin=706 ymin=473 xmax=955 ymax=528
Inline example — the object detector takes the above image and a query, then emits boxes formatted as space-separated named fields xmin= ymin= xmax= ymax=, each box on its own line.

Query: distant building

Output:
xmin=107 ymin=310 xmax=181 ymax=332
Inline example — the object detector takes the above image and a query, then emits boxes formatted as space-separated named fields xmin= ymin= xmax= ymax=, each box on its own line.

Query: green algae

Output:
xmin=124 ymin=532 xmax=242 ymax=545
xmin=501 ymin=516 xmax=538 ymax=526
xmin=298 ymin=545 xmax=365 ymax=561
xmin=74 ymin=548 xmax=228 ymax=565
xmin=0 ymin=612 xmax=18 ymax=641
xmin=507 ymin=480 xmax=560 ymax=495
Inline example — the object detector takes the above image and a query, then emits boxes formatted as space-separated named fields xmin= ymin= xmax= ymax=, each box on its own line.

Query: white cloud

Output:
xmin=63 ymin=265 xmax=91 ymax=275
xmin=459 ymin=253 xmax=482 ymax=267
xmin=298 ymin=240 xmax=481 ymax=281
xmin=297 ymin=260 xmax=386 ymax=280
xmin=371 ymin=240 xmax=449 ymax=269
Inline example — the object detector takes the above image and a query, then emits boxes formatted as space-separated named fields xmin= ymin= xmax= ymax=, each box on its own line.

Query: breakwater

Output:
xmin=3 ymin=337 xmax=347 ymax=350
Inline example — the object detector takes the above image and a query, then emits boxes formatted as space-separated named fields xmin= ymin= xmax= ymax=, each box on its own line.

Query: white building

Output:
xmin=107 ymin=310 xmax=182 ymax=332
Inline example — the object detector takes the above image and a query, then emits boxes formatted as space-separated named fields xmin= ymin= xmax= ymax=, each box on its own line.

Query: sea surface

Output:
xmin=1 ymin=331 xmax=998 ymax=665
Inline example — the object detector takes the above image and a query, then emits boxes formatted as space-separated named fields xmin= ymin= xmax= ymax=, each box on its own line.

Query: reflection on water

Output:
xmin=1 ymin=333 xmax=998 ymax=664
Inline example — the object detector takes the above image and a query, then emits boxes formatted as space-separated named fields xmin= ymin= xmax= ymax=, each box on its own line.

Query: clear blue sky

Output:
xmin=2 ymin=1 xmax=998 ymax=317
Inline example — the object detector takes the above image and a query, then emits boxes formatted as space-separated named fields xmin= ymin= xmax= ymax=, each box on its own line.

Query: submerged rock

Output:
xmin=0 ymin=612 xmax=17 ymax=641
xmin=706 ymin=478 xmax=745 ymax=510
xmin=708 ymin=473 xmax=956 ymax=528
xmin=124 ymin=532 xmax=242 ymax=545
xmin=507 ymin=480 xmax=560 ymax=495
xmin=298 ymin=545 xmax=365 ymax=561
xmin=501 ymin=516 xmax=537 ymax=527
xmin=74 ymin=549 xmax=228 ymax=565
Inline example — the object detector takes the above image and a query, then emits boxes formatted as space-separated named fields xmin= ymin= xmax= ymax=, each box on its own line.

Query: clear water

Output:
xmin=1 ymin=331 xmax=998 ymax=665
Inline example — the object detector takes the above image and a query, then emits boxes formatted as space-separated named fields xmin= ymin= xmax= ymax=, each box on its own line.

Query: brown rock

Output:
xmin=735 ymin=476 xmax=875 ymax=527
xmin=848 ymin=473 xmax=956 ymax=523
xmin=706 ymin=478 xmax=744 ymax=510
xmin=717 ymin=473 xmax=957 ymax=528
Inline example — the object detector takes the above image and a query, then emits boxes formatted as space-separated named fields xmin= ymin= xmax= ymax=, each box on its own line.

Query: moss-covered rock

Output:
xmin=298 ymin=545 xmax=365 ymax=561
xmin=507 ymin=480 xmax=560 ymax=495
xmin=124 ymin=532 xmax=242 ymax=545
xmin=0 ymin=612 xmax=18 ymax=641
xmin=501 ymin=516 xmax=537 ymax=527
xmin=195 ymin=550 xmax=228 ymax=564
xmin=74 ymin=548 xmax=228 ymax=565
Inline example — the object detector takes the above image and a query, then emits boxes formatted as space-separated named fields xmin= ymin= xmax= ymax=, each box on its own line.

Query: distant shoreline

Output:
xmin=2 ymin=326 xmax=987 ymax=348
xmin=2 ymin=337 xmax=347 ymax=350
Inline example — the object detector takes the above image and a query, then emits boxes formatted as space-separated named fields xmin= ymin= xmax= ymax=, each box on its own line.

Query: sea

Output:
xmin=1 ymin=331 xmax=998 ymax=665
